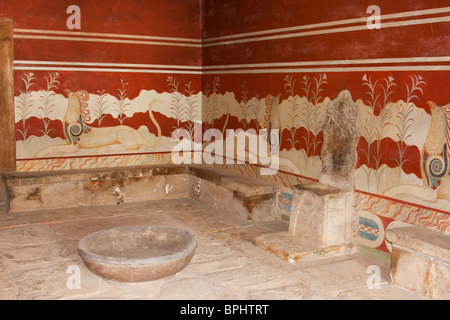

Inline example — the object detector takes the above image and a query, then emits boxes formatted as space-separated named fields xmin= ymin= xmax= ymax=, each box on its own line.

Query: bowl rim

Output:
xmin=77 ymin=225 xmax=197 ymax=266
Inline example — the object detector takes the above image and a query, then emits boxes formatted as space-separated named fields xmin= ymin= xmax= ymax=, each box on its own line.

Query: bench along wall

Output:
xmin=3 ymin=0 xmax=202 ymax=171
xmin=202 ymin=0 xmax=450 ymax=259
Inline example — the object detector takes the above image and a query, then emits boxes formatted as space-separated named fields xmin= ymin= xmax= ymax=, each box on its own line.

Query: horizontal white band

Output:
xmin=203 ymin=6 xmax=450 ymax=43
xmin=14 ymin=60 xmax=202 ymax=70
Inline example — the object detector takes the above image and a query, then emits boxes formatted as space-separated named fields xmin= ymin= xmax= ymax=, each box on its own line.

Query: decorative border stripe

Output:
xmin=14 ymin=60 xmax=202 ymax=74
xmin=14 ymin=60 xmax=202 ymax=70
xmin=202 ymin=65 xmax=450 ymax=74
xmin=14 ymin=28 xmax=201 ymax=48
xmin=203 ymin=12 xmax=450 ymax=47
xmin=14 ymin=28 xmax=202 ymax=43
xmin=203 ymin=7 xmax=450 ymax=43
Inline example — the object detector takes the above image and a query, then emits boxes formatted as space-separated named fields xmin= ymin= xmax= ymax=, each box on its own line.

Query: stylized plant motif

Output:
xmin=392 ymin=74 xmax=426 ymax=170
xmin=283 ymin=74 xmax=301 ymax=149
xmin=239 ymin=81 xmax=250 ymax=130
xmin=114 ymin=79 xmax=130 ymax=125
xmin=16 ymin=72 xmax=36 ymax=142
xmin=93 ymin=89 xmax=109 ymax=127
xmin=183 ymin=81 xmax=199 ymax=140
xmin=38 ymin=72 xmax=60 ymax=137
xmin=201 ymin=77 xmax=221 ymax=132
xmin=250 ymin=93 xmax=262 ymax=129
xmin=167 ymin=76 xmax=184 ymax=130
xmin=202 ymin=82 xmax=211 ymax=131
xmin=203 ymin=77 xmax=221 ymax=131
xmin=360 ymin=74 xmax=396 ymax=193
xmin=299 ymin=74 xmax=327 ymax=162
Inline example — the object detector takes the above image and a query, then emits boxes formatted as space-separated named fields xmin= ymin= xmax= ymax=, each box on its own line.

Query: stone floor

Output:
xmin=0 ymin=197 xmax=425 ymax=300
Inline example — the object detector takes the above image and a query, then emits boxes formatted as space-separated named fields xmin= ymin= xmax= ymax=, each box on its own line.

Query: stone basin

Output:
xmin=78 ymin=225 xmax=197 ymax=282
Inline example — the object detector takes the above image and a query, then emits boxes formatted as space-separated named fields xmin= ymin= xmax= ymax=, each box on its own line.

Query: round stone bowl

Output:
xmin=77 ymin=225 xmax=197 ymax=282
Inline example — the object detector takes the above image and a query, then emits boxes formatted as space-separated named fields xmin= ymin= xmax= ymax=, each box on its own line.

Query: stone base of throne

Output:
xmin=253 ymin=231 xmax=356 ymax=263
xmin=253 ymin=183 xmax=357 ymax=263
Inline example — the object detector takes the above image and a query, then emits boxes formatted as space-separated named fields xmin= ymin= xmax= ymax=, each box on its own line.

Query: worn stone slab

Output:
xmin=232 ymin=191 xmax=276 ymax=222
xmin=220 ymin=176 xmax=277 ymax=197
xmin=8 ymin=184 xmax=42 ymax=211
xmin=435 ymin=259 xmax=450 ymax=300
xmin=40 ymin=181 xmax=91 ymax=209
xmin=290 ymin=256 xmax=390 ymax=296
xmin=0 ymin=240 xmax=77 ymax=266
xmin=188 ymin=165 xmax=277 ymax=196
xmin=0 ymin=175 xmax=9 ymax=213
xmin=386 ymin=225 xmax=450 ymax=299
xmin=91 ymin=178 xmax=124 ymax=205
xmin=0 ymin=224 xmax=60 ymax=246
xmin=386 ymin=226 xmax=450 ymax=262
xmin=123 ymin=175 xmax=166 ymax=202
xmin=156 ymin=275 xmax=241 ymax=300
xmin=214 ymin=183 xmax=234 ymax=211
xmin=209 ymin=220 xmax=288 ymax=247
xmin=205 ymin=259 xmax=298 ymax=291
xmin=253 ymin=231 xmax=356 ymax=263
xmin=165 ymin=174 xmax=190 ymax=199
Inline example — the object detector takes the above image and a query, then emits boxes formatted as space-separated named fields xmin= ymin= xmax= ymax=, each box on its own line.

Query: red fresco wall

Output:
xmin=2 ymin=0 xmax=202 ymax=160
xmin=202 ymin=0 xmax=450 ymax=254
xmin=4 ymin=0 xmax=202 ymax=96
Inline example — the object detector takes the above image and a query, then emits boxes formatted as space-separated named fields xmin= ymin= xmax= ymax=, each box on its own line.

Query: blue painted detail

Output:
xmin=281 ymin=203 xmax=291 ymax=212
xmin=282 ymin=192 xmax=292 ymax=201
xmin=359 ymin=216 xmax=379 ymax=230
xmin=359 ymin=230 xmax=378 ymax=241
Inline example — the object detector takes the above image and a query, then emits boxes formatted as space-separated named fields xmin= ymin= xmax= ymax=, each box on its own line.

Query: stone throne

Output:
xmin=253 ymin=90 xmax=360 ymax=262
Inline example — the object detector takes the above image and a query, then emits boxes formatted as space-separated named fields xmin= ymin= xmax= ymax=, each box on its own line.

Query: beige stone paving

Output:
xmin=0 ymin=197 xmax=426 ymax=300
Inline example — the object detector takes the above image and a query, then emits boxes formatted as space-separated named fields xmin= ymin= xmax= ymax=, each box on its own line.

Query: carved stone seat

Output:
xmin=253 ymin=90 xmax=360 ymax=262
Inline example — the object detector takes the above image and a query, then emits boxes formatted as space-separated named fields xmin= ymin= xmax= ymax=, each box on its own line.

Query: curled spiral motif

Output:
xmin=424 ymin=147 xmax=449 ymax=188
xmin=68 ymin=122 xmax=83 ymax=138
xmin=64 ymin=118 xmax=89 ymax=145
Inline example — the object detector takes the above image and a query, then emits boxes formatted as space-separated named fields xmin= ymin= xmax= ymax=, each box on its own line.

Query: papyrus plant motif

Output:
xmin=114 ymin=79 xmax=130 ymax=125
xmin=250 ymin=93 xmax=262 ymax=130
xmin=283 ymin=74 xmax=301 ymax=150
xmin=392 ymin=75 xmax=426 ymax=170
xmin=183 ymin=81 xmax=199 ymax=140
xmin=299 ymin=74 xmax=327 ymax=165
xmin=93 ymin=90 xmax=110 ymax=127
xmin=38 ymin=72 xmax=60 ymax=137
xmin=239 ymin=81 xmax=250 ymax=130
xmin=16 ymin=72 xmax=36 ymax=143
xmin=360 ymin=74 xmax=396 ymax=193
xmin=203 ymin=77 xmax=220 ymax=131
xmin=167 ymin=76 xmax=184 ymax=130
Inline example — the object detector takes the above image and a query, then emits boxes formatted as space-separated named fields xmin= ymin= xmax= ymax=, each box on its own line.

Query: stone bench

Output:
xmin=1 ymin=164 xmax=278 ymax=222
xmin=386 ymin=226 xmax=450 ymax=299
xmin=2 ymin=164 xmax=190 ymax=212
xmin=187 ymin=165 xmax=278 ymax=222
